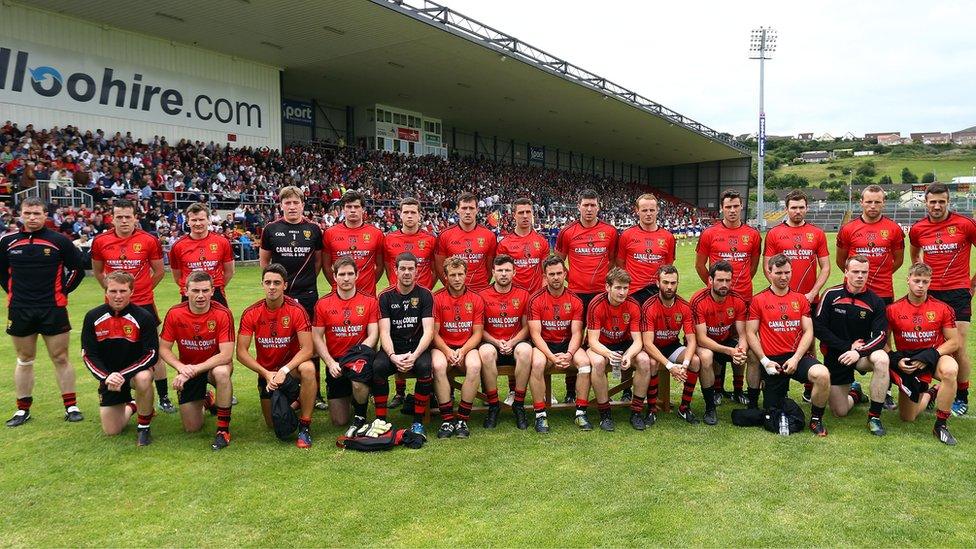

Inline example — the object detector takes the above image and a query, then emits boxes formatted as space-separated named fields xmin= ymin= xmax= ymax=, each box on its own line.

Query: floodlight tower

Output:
xmin=750 ymin=27 xmax=776 ymax=230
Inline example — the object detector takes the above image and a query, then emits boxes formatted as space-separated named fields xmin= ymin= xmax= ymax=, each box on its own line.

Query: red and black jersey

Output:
xmin=690 ymin=288 xmax=748 ymax=343
xmin=696 ymin=221 xmax=762 ymax=299
xmin=586 ymin=293 xmax=641 ymax=346
xmin=640 ymin=295 xmax=694 ymax=347
xmin=836 ymin=216 xmax=905 ymax=298
xmin=260 ymin=218 xmax=323 ymax=296
xmin=763 ymin=222 xmax=829 ymax=296
xmin=496 ymin=230 xmax=549 ymax=293
xmin=90 ymin=229 xmax=163 ymax=305
xmin=238 ymin=297 xmax=311 ymax=371
xmin=617 ymin=225 xmax=675 ymax=291
xmin=909 ymin=212 xmax=976 ymax=291
xmin=0 ymin=227 xmax=85 ymax=308
xmin=887 ymin=295 xmax=956 ymax=352
xmin=168 ymin=232 xmax=234 ymax=293
xmin=160 ymin=301 xmax=235 ymax=366
xmin=313 ymin=291 xmax=379 ymax=358
xmin=556 ymin=220 xmax=618 ymax=294
xmin=480 ymin=285 xmax=530 ymax=341
xmin=748 ymin=288 xmax=811 ymax=357
xmin=323 ymin=222 xmax=385 ymax=295
xmin=528 ymin=287 xmax=584 ymax=344
xmin=433 ymin=288 xmax=485 ymax=347
xmin=435 ymin=224 xmax=497 ymax=292
xmin=81 ymin=303 xmax=159 ymax=382
xmin=383 ymin=229 xmax=436 ymax=289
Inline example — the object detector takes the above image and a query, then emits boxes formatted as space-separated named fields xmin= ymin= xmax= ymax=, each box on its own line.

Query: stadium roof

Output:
xmin=22 ymin=0 xmax=751 ymax=167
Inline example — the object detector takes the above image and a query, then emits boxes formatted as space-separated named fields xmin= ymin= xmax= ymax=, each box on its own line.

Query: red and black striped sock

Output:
xmin=868 ymin=401 xmax=883 ymax=418
xmin=508 ymin=377 xmax=517 ymax=392
xmin=216 ymin=406 xmax=231 ymax=433
xmin=713 ymin=374 xmax=724 ymax=392
xmin=61 ymin=392 xmax=76 ymax=409
xmin=413 ymin=376 xmax=432 ymax=421
xmin=680 ymin=371 xmax=699 ymax=411
xmin=125 ymin=401 xmax=137 ymax=415
xmin=395 ymin=375 xmax=407 ymax=397
xmin=804 ymin=381 xmax=813 ymax=394
xmin=203 ymin=391 xmax=216 ymax=412
xmin=848 ymin=387 xmax=860 ymax=403
xmin=299 ymin=416 xmax=311 ymax=428
xmin=597 ymin=400 xmax=611 ymax=419
xmin=732 ymin=374 xmax=744 ymax=393
xmin=630 ymin=394 xmax=646 ymax=414
xmin=575 ymin=398 xmax=589 ymax=414
xmin=513 ymin=389 xmax=527 ymax=407
xmin=486 ymin=389 xmax=499 ymax=406
xmin=936 ymin=408 xmax=950 ymax=427
xmin=137 ymin=413 xmax=152 ymax=428
xmin=533 ymin=400 xmax=546 ymax=416
xmin=16 ymin=396 xmax=33 ymax=411
xmin=647 ymin=375 xmax=659 ymax=411
xmin=374 ymin=394 xmax=389 ymax=420
xmin=458 ymin=400 xmax=473 ymax=421
xmin=957 ymin=381 xmax=970 ymax=403
xmin=439 ymin=400 xmax=455 ymax=422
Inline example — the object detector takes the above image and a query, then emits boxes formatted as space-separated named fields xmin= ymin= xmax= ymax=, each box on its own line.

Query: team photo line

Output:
xmin=2 ymin=182 xmax=973 ymax=449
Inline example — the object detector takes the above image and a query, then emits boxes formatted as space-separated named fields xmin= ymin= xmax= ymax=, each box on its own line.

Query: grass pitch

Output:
xmin=1 ymin=235 xmax=975 ymax=547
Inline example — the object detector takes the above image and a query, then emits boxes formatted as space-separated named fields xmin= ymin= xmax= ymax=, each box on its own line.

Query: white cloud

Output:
xmin=441 ymin=0 xmax=976 ymax=136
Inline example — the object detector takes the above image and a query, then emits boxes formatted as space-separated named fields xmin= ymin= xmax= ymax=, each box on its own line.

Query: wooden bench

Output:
xmin=408 ymin=364 xmax=672 ymax=421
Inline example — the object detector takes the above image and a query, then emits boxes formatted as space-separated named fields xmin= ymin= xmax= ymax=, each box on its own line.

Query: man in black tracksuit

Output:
xmin=814 ymin=254 xmax=889 ymax=435
xmin=81 ymin=271 xmax=159 ymax=446
xmin=0 ymin=198 xmax=85 ymax=427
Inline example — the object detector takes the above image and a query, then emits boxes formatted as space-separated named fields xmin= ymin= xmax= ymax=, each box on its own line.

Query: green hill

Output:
xmin=776 ymin=153 xmax=976 ymax=185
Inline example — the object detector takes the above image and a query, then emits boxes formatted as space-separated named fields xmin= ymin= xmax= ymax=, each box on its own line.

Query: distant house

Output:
xmin=911 ymin=132 xmax=951 ymax=144
xmin=952 ymin=131 xmax=976 ymax=145
xmin=797 ymin=132 xmax=814 ymax=141
xmin=800 ymin=150 xmax=831 ymax=163
xmin=818 ymin=132 xmax=834 ymax=141
xmin=877 ymin=133 xmax=907 ymax=146
xmin=865 ymin=132 xmax=901 ymax=140
xmin=853 ymin=150 xmax=875 ymax=157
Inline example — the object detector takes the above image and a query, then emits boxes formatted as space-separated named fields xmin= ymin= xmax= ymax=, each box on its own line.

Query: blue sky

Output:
xmin=443 ymin=0 xmax=976 ymax=137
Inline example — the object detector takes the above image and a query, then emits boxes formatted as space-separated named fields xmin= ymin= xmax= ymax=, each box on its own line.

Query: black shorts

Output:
xmin=543 ymin=340 xmax=570 ymax=355
xmin=483 ymin=342 xmax=520 ymax=367
xmin=98 ymin=380 xmax=132 ymax=407
xmin=888 ymin=351 xmax=937 ymax=385
xmin=180 ymin=287 xmax=228 ymax=307
xmin=177 ymin=372 xmax=210 ymax=405
xmin=134 ymin=302 xmax=161 ymax=324
xmin=258 ymin=372 xmax=300 ymax=400
xmin=930 ymin=288 xmax=973 ymax=323
xmin=605 ymin=341 xmax=633 ymax=354
xmin=631 ymin=284 xmax=660 ymax=306
xmin=336 ymin=346 xmax=376 ymax=385
xmin=712 ymin=338 xmax=739 ymax=368
xmin=7 ymin=306 xmax=71 ymax=337
xmin=373 ymin=349 xmax=433 ymax=379
xmin=823 ymin=352 xmax=870 ymax=386
xmin=761 ymin=353 xmax=821 ymax=407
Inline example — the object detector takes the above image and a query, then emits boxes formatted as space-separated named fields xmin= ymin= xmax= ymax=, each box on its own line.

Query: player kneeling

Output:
xmin=81 ymin=272 xmax=159 ymax=446
xmin=747 ymin=254 xmax=832 ymax=436
xmin=528 ymin=256 xmax=589 ymax=432
xmin=237 ymin=264 xmax=317 ymax=448
xmin=432 ymin=257 xmax=485 ymax=439
xmin=586 ymin=268 xmax=651 ymax=431
xmin=641 ymin=265 xmax=703 ymax=425
xmin=887 ymin=263 xmax=961 ymax=445
xmin=312 ymin=258 xmax=380 ymax=438
xmin=159 ymin=271 xmax=236 ymax=450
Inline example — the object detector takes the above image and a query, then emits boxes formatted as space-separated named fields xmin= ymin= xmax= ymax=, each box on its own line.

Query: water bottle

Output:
xmin=610 ymin=353 xmax=622 ymax=380
xmin=778 ymin=413 xmax=790 ymax=436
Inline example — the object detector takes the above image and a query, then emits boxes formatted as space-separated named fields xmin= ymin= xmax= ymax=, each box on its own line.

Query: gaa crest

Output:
xmin=207 ymin=320 xmax=216 ymax=331
xmin=926 ymin=311 xmax=937 ymax=322
xmin=282 ymin=316 xmax=290 ymax=327
xmin=303 ymin=230 xmax=311 ymax=239
xmin=464 ymin=302 xmax=473 ymax=313
xmin=356 ymin=305 xmax=365 ymax=316
xmin=727 ymin=307 xmax=735 ymax=318
xmin=133 ymin=243 xmax=143 ymax=253
xmin=410 ymin=297 xmax=419 ymax=307
xmin=123 ymin=325 xmax=133 ymax=335
xmin=622 ymin=313 xmax=631 ymax=323
xmin=209 ymin=243 xmax=218 ymax=252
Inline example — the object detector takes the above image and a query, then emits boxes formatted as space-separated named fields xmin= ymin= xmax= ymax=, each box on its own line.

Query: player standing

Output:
xmin=81 ymin=272 xmax=158 ymax=445
xmin=695 ymin=190 xmax=761 ymax=404
xmin=763 ymin=190 xmax=830 ymax=306
xmin=90 ymin=199 xmax=170 ymax=413
xmin=496 ymin=197 xmax=549 ymax=293
xmin=159 ymin=271 xmax=236 ymax=450
xmin=908 ymin=182 xmax=976 ymax=416
xmin=836 ymin=185 xmax=905 ymax=304
xmin=0 ymin=197 xmax=86 ymax=427
xmin=237 ymin=264 xmax=317 ymax=448
xmin=616 ymin=194 xmax=676 ymax=305
xmin=434 ymin=192 xmax=497 ymax=293
xmin=259 ymin=186 xmax=329 ymax=414
xmin=168 ymin=203 xmax=235 ymax=306
xmin=556 ymin=188 xmax=618 ymax=403
xmin=322 ymin=190 xmax=385 ymax=295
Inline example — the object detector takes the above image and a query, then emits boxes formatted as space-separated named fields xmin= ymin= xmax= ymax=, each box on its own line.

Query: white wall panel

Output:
xmin=0 ymin=3 xmax=280 ymax=149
